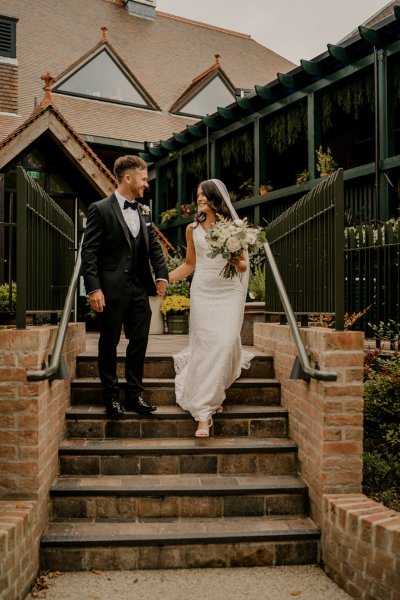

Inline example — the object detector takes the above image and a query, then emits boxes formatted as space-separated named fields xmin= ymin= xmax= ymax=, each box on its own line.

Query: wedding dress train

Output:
xmin=174 ymin=223 xmax=253 ymax=421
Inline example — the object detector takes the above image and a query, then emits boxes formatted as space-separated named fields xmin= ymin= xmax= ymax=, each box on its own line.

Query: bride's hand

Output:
xmin=227 ymin=257 xmax=247 ymax=273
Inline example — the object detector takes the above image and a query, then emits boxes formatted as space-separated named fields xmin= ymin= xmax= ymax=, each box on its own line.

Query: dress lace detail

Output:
xmin=173 ymin=224 xmax=254 ymax=421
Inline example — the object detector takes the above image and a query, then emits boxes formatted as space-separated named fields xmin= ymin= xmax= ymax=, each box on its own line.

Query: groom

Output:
xmin=82 ymin=155 xmax=168 ymax=416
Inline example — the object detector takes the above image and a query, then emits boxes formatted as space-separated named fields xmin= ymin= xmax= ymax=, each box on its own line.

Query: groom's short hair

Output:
xmin=114 ymin=155 xmax=147 ymax=182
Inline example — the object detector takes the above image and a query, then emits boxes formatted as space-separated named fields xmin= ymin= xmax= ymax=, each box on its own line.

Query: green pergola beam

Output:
xmin=277 ymin=72 xmax=297 ymax=89
xmin=327 ymin=43 xmax=354 ymax=63
xmin=300 ymin=59 xmax=326 ymax=77
xmin=186 ymin=124 xmax=205 ymax=137
xmin=359 ymin=25 xmax=388 ymax=48
xmin=160 ymin=140 xmax=180 ymax=151
xmin=255 ymin=85 xmax=278 ymax=101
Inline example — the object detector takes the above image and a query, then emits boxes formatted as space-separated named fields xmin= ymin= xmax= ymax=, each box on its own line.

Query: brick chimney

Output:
xmin=123 ymin=0 xmax=156 ymax=20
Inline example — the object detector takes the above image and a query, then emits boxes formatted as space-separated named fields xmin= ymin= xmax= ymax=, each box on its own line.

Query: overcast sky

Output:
xmin=156 ymin=0 xmax=392 ymax=64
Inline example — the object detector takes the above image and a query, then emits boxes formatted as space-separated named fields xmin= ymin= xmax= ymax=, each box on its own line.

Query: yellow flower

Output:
xmin=160 ymin=294 xmax=190 ymax=316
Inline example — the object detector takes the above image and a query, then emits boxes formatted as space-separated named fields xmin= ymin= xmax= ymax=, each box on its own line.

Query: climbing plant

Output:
xmin=393 ymin=60 xmax=400 ymax=104
xmin=321 ymin=71 xmax=374 ymax=132
xmin=265 ymin=101 xmax=307 ymax=153
xmin=184 ymin=148 xmax=207 ymax=176
xmin=221 ymin=128 xmax=253 ymax=168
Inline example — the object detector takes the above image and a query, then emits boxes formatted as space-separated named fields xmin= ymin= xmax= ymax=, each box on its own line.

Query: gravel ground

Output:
xmin=25 ymin=565 xmax=351 ymax=600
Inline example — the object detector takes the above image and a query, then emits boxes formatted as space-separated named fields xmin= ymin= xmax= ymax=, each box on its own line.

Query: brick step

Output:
xmin=65 ymin=405 xmax=288 ymax=439
xmin=50 ymin=474 xmax=308 ymax=519
xmin=70 ymin=378 xmax=281 ymax=406
xmin=76 ymin=354 xmax=274 ymax=380
xmin=58 ymin=438 xmax=297 ymax=476
xmin=40 ymin=516 xmax=319 ymax=570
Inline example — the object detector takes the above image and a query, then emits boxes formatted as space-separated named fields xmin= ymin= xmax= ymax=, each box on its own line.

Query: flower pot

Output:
xmin=241 ymin=301 xmax=265 ymax=346
xmin=149 ymin=296 xmax=164 ymax=335
xmin=167 ymin=313 xmax=189 ymax=334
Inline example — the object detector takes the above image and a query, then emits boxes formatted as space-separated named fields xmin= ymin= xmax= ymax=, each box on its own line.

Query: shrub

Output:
xmin=248 ymin=264 xmax=265 ymax=301
xmin=364 ymin=356 xmax=400 ymax=452
xmin=0 ymin=282 xmax=16 ymax=312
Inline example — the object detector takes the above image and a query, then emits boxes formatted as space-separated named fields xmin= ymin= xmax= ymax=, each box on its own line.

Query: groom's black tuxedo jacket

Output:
xmin=81 ymin=193 xmax=168 ymax=301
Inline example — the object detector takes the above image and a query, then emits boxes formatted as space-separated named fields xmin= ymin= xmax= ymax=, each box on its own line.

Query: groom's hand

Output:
xmin=156 ymin=280 xmax=168 ymax=296
xmin=89 ymin=290 xmax=105 ymax=312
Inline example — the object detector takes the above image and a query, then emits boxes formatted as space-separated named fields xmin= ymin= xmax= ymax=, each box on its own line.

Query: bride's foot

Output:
xmin=195 ymin=418 xmax=213 ymax=437
xmin=216 ymin=406 xmax=223 ymax=413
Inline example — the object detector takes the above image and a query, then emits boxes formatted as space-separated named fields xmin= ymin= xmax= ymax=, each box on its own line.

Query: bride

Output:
xmin=168 ymin=179 xmax=253 ymax=437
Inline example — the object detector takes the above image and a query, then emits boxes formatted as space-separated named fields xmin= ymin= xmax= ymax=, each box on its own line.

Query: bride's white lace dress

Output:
xmin=173 ymin=223 xmax=254 ymax=421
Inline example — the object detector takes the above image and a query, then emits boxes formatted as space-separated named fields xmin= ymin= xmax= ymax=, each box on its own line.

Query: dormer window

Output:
xmin=55 ymin=48 xmax=157 ymax=109
xmin=178 ymin=75 xmax=235 ymax=118
xmin=170 ymin=55 xmax=236 ymax=118
xmin=0 ymin=16 xmax=17 ymax=59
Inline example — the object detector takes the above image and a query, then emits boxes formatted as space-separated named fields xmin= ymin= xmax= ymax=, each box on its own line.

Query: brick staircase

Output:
xmin=40 ymin=350 xmax=320 ymax=570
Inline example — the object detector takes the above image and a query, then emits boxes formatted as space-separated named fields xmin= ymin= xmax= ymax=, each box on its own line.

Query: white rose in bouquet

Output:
xmin=205 ymin=215 xmax=266 ymax=278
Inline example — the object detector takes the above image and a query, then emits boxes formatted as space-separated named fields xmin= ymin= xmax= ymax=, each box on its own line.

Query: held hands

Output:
xmin=89 ymin=290 xmax=106 ymax=313
xmin=156 ymin=280 xmax=168 ymax=296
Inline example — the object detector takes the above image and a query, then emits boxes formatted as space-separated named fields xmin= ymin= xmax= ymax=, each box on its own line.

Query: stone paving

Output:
xmin=25 ymin=565 xmax=352 ymax=599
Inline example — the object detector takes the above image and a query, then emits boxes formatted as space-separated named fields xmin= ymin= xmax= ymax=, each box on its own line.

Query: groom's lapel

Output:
xmin=111 ymin=194 xmax=132 ymax=248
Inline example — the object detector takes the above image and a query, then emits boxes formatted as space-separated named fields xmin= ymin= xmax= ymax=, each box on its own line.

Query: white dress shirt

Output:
xmin=115 ymin=189 xmax=140 ymax=238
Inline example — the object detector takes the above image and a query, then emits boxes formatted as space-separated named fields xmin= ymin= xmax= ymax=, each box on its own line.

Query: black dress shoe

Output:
xmin=124 ymin=395 xmax=156 ymax=414
xmin=105 ymin=398 xmax=124 ymax=417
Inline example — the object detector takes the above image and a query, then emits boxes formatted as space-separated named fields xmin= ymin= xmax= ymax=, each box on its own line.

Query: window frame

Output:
xmin=0 ymin=15 xmax=18 ymax=60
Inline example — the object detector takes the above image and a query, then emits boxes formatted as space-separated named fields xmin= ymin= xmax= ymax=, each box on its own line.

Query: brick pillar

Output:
xmin=0 ymin=323 xmax=85 ymax=599
xmin=254 ymin=324 xmax=364 ymax=526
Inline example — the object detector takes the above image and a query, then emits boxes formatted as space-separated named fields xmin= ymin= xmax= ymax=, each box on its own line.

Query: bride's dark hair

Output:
xmin=194 ymin=179 xmax=232 ymax=226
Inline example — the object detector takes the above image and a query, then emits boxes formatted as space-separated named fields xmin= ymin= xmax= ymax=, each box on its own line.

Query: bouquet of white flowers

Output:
xmin=205 ymin=215 xmax=266 ymax=278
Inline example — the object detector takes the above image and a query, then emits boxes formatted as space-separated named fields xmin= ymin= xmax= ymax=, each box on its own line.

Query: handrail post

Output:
xmin=334 ymin=169 xmax=345 ymax=331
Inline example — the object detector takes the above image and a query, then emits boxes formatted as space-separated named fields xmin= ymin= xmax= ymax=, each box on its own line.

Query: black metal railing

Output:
xmin=265 ymin=169 xmax=345 ymax=330
xmin=27 ymin=238 xmax=82 ymax=381
xmin=263 ymin=239 xmax=337 ymax=381
xmin=16 ymin=166 xmax=75 ymax=328
xmin=345 ymin=222 xmax=400 ymax=334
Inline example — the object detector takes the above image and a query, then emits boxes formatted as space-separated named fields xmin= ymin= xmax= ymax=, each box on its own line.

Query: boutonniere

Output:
xmin=140 ymin=204 xmax=151 ymax=216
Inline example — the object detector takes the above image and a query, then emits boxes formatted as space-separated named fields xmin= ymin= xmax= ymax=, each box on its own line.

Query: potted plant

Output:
xmin=296 ymin=169 xmax=309 ymax=186
xmin=160 ymin=294 xmax=190 ymax=334
xmin=315 ymin=146 xmax=337 ymax=177
xmin=159 ymin=206 xmax=178 ymax=226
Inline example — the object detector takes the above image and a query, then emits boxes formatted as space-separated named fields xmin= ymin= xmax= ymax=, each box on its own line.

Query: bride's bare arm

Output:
xmin=168 ymin=225 xmax=196 ymax=283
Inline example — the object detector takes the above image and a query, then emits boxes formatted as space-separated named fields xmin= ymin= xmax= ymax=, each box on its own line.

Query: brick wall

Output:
xmin=0 ymin=323 xmax=86 ymax=600
xmin=254 ymin=323 xmax=400 ymax=600
xmin=323 ymin=495 xmax=400 ymax=599
xmin=0 ymin=502 xmax=38 ymax=600
xmin=0 ymin=64 xmax=18 ymax=114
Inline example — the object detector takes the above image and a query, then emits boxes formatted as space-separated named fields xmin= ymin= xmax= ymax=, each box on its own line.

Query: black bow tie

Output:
xmin=124 ymin=200 xmax=138 ymax=210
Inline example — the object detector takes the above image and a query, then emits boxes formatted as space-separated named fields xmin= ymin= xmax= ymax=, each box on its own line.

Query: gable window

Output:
xmin=176 ymin=75 xmax=235 ymax=118
xmin=0 ymin=16 xmax=17 ymax=59
xmin=55 ymin=49 xmax=152 ymax=108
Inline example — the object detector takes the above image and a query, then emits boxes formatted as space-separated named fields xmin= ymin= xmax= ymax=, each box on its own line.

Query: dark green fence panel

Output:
xmin=16 ymin=167 xmax=74 ymax=328
xmin=265 ymin=169 xmax=344 ymax=330
xmin=345 ymin=222 xmax=400 ymax=334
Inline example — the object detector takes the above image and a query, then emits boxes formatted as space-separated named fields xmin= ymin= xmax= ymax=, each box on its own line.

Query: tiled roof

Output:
xmin=0 ymin=89 xmax=115 ymax=185
xmin=0 ymin=0 xmax=295 ymax=144
xmin=341 ymin=1 xmax=398 ymax=40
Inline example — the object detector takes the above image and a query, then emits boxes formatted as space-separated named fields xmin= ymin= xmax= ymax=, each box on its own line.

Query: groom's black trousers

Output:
xmin=98 ymin=280 xmax=151 ymax=399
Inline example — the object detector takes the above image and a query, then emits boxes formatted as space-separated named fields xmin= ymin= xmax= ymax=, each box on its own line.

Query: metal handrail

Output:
xmin=27 ymin=240 xmax=82 ymax=382
xmin=264 ymin=240 xmax=337 ymax=381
